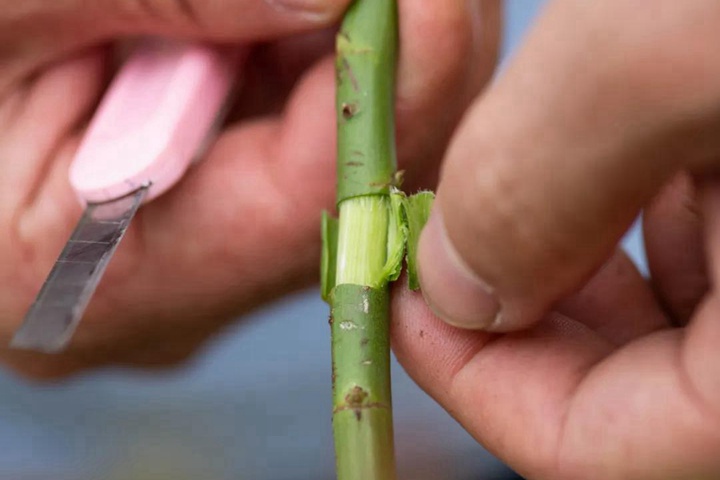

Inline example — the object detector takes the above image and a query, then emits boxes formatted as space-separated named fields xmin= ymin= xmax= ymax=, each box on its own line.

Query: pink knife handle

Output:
xmin=69 ymin=40 xmax=240 ymax=204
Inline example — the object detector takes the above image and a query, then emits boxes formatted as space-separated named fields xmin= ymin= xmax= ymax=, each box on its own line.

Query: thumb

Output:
xmin=417 ymin=0 xmax=720 ymax=332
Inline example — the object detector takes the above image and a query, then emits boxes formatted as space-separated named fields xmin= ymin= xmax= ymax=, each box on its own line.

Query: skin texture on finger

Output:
xmin=1 ymin=0 xmax=351 ymax=47
xmin=391 ymin=277 xmax=498 ymax=404
xmin=644 ymin=173 xmax=708 ymax=325
xmin=0 ymin=50 xmax=107 ymax=219
xmin=559 ymin=329 xmax=720 ymax=480
xmin=394 ymin=0 xmax=501 ymax=191
xmin=683 ymin=178 xmax=720 ymax=421
xmin=103 ymin=0 xmax=350 ymax=38
xmin=392 ymin=288 xmax=720 ymax=479
xmin=230 ymin=28 xmax=336 ymax=121
xmin=0 ymin=0 xmax=352 ymax=97
xmin=557 ymin=250 xmax=670 ymax=345
xmin=417 ymin=0 xmax=720 ymax=332
xmin=391 ymin=286 xmax=613 ymax=478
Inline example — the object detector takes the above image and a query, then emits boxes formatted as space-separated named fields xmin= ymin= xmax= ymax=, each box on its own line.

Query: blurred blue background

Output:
xmin=0 ymin=2 xmax=647 ymax=479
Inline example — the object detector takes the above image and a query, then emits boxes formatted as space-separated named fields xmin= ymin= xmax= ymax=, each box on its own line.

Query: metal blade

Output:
xmin=10 ymin=187 xmax=148 ymax=353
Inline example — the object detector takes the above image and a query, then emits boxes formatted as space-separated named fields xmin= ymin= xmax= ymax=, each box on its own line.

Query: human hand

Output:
xmin=0 ymin=0 xmax=500 ymax=378
xmin=394 ymin=1 xmax=720 ymax=478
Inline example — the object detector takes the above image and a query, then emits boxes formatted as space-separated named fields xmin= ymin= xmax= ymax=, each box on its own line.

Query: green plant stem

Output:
xmin=331 ymin=281 xmax=394 ymax=480
xmin=331 ymin=0 xmax=399 ymax=479
xmin=332 ymin=199 xmax=396 ymax=480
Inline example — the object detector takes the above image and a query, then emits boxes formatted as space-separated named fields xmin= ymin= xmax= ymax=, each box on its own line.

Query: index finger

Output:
xmin=0 ymin=0 xmax=353 ymax=90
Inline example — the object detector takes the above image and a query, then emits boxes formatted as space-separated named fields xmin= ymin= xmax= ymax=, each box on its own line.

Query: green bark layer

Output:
xmin=335 ymin=0 xmax=399 ymax=204
xmin=331 ymin=284 xmax=394 ymax=480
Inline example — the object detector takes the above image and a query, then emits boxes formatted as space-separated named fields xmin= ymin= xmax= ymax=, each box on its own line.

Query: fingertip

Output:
xmin=389 ymin=277 xmax=494 ymax=396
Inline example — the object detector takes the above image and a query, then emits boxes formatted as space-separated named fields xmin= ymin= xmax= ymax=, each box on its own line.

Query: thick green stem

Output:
xmin=331 ymin=284 xmax=393 ymax=480
xmin=331 ymin=181 xmax=397 ymax=480
xmin=335 ymin=0 xmax=398 ymax=204
xmin=331 ymin=1 xmax=399 ymax=479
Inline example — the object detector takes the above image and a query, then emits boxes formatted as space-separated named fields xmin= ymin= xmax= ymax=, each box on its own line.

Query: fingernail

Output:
xmin=417 ymin=209 xmax=501 ymax=330
xmin=264 ymin=0 xmax=342 ymax=21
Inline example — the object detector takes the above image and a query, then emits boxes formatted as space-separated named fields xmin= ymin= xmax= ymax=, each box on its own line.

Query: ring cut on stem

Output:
xmin=331 ymin=193 xmax=399 ymax=480
xmin=323 ymin=190 xmax=434 ymax=480
xmin=335 ymin=197 xmax=390 ymax=287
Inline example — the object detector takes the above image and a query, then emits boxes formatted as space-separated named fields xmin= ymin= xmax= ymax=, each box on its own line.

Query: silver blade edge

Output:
xmin=10 ymin=187 xmax=148 ymax=353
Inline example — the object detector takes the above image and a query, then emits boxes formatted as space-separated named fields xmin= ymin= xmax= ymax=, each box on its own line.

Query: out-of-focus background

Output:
xmin=0 ymin=1 xmax=647 ymax=479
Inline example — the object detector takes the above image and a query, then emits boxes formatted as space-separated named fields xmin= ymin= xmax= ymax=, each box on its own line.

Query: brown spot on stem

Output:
xmin=360 ymin=337 xmax=369 ymax=347
xmin=341 ymin=102 xmax=358 ymax=119
xmin=345 ymin=161 xmax=364 ymax=167
xmin=419 ymin=330 xmax=425 ymax=339
xmin=328 ymin=315 xmax=334 ymax=326
xmin=346 ymin=386 xmax=368 ymax=421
